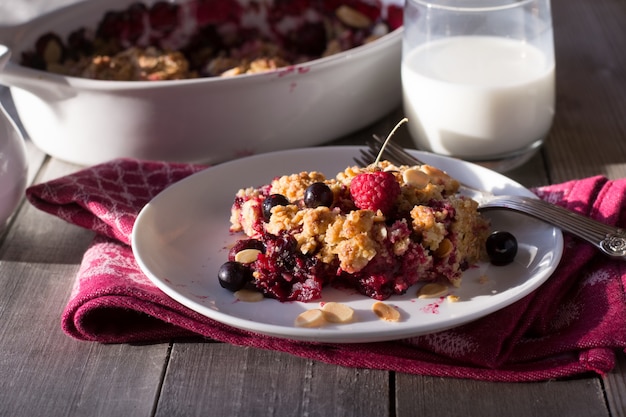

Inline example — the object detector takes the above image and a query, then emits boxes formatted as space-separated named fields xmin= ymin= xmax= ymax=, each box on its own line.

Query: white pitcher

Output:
xmin=0 ymin=45 xmax=28 ymax=228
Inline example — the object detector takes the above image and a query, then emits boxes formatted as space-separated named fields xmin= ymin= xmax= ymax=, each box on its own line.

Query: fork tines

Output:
xmin=366 ymin=134 xmax=424 ymax=167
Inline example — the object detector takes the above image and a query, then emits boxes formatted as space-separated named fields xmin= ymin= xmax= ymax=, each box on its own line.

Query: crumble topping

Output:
xmin=271 ymin=172 xmax=328 ymax=202
xmin=227 ymin=161 xmax=490 ymax=302
xmin=21 ymin=1 xmax=400 ymax=81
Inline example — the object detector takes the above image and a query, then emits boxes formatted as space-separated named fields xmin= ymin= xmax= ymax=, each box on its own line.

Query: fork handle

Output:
xmin=479 ymin=195 xmax=626 ymax=260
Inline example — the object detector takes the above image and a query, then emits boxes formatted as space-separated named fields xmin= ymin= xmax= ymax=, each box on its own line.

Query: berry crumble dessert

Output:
xmin=222 ymin=160 xmax=491 ymax=303
xmin=21 ymin=0 xmax=402 ymax=81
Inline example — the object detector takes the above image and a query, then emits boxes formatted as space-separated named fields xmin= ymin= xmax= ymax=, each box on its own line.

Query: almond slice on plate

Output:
xmin=295 ymin=309 xmax=326 ymax=328
xmin=321 ymin=302 xmax=355 ymax=323
xmin=372 ymin=301 xmax=401 ymax=322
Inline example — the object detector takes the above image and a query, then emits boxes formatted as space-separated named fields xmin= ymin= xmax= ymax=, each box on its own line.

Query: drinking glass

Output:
xmin=402 ymin=0 xmax=555 ymax=172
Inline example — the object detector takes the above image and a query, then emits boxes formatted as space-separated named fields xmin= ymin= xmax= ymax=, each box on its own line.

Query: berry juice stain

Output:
xmin=193 ymin=294 xmax=209 ymax=300
xmin=278 ymin=66 xmax=296 ymax=77
xmin=419 ymin=296 xmax=446 ymax=314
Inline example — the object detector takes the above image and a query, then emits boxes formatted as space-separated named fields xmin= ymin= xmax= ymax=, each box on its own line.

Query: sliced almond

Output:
xmin=372 ymin=301 xmax=401 ymax=322
xmin=403 ymin=167 xmax=430 ymax=189
xmin=417 ymin=282 xmax=448 ymax=299
xmin=321 ymin=302 xmax=355 ymax=323
xmin=294 ymin=309 xmax=326 ymax=328
xmin=420 ymin=164 xmax=449 ymax=181
xmin=234 ymin=248 xmax=262 ymax=264
xmin=336 ymin=5 xmax=372 ymax=29
xmin=447 ymin=295 xmax=460 ymax=303
xmin=234 ymin=289 xmax=264 ymax=302
xmin=434 ymin=238 xmax=453 ymax=258
xmin=43 ymin=38 xmax=64 ymax=64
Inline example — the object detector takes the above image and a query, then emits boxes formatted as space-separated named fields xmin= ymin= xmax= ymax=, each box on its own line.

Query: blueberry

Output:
xmin=218 ymin=261 xmax=253 ymax=292
xmin=486 ymin=231 xmax=518 ymax=266
xmin=262 ymin=194 xmax=290 ymax=222
xmin=304 ymin=182 xmax=334 ymax=208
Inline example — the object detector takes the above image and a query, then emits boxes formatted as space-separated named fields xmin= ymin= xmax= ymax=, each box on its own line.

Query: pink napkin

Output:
xmin=26 ymin=158 xmax=626 ymax=382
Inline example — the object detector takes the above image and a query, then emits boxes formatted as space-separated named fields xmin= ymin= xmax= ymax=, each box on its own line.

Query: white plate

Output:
xmin=132 ymin=146 xmax=563 ymax=343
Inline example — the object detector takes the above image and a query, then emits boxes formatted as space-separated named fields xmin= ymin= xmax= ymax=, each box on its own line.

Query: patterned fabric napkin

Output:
xmin=26 ymin=158 xmax=626 ymax=382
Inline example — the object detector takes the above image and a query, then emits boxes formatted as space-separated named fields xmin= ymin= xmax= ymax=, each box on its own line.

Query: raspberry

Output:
xmin=349 ymin=171 xmax=400 ymax=214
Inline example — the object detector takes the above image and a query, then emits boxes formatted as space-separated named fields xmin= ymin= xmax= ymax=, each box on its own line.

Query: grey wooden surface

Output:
xmin=1 ymin=0 xmax=625 ymax=415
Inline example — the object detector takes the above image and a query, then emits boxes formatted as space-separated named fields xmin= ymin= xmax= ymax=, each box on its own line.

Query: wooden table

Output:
xmin=1 ymin=0 xmax=625 ymax=415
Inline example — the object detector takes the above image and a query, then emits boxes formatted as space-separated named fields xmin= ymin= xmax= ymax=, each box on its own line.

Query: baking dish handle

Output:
xmin=0 ymin=44 xmax=71 ymax=101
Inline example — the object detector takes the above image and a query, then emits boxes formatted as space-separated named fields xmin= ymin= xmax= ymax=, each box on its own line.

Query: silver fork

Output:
xmin=355 ymin=134 xmax=626 ymax=260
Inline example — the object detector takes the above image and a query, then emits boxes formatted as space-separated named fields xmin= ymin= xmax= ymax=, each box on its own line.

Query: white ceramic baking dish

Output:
xmin=0 ymin=0 xmax=403 ymax=165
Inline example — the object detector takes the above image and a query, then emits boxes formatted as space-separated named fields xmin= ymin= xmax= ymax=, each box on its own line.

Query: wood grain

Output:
xmin=155 ymin=343 xmax=390 ymax=417
xmin=395 ymin=374 xmax=609 ymax=417
xmin=605 ymin=352 xmax=626 ymax=417
xmin=545 ymin=0 xmax=626 ymax=182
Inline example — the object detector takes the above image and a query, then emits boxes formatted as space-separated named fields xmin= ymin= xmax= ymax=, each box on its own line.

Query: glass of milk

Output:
xmin=402 ymin=0 xmax=555 ymax=172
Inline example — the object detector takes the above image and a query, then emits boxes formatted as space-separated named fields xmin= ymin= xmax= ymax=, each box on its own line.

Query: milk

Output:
xmin=402 ymin=36 xmax=555 ymax=159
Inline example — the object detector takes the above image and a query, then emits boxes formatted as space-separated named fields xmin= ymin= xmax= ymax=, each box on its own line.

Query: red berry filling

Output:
xmin=251 ymin=233 xmax=337 ymax=302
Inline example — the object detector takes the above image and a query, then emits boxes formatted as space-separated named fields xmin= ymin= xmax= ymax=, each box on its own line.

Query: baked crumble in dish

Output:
xmin=20 ymin=0 xmax=402 ymax=81
xmin=224 ymin=160 xmax=491 ymax=302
